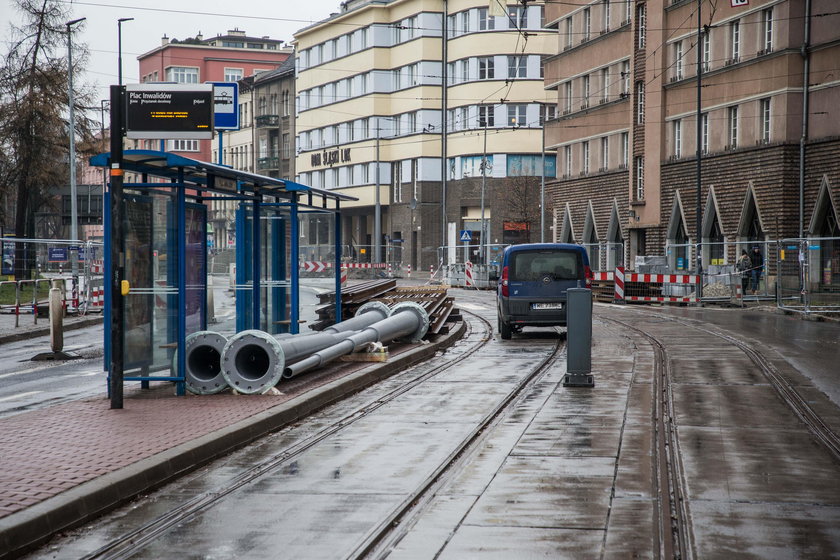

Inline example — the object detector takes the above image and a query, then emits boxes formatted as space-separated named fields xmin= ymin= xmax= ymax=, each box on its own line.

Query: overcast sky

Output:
xmin=2 ymin=0 xmax=341 ymax=102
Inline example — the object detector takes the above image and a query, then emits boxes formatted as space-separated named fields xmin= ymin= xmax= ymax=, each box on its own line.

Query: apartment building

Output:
xmin=294 ymin=0 xmax=555 ymax=269
xmin=544 ymin=0 xmax=840 ymax=277
xmin=137 ymin=29 xmax=291 ymax=163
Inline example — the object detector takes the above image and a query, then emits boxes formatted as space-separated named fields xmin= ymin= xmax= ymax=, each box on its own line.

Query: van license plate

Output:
xmin=532 ymin=302 xmax=562 ymax=310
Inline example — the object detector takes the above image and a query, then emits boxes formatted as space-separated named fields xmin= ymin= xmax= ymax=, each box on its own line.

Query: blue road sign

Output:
xmin=460 ymin=230 xmax=472 ymax=242
xmin=48 ymin=247 xmax=68 ymax=262
xmin=208 ymin=82 xmax=239 ymax=130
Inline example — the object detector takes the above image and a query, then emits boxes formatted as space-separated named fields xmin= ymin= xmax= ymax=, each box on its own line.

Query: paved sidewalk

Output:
xmin=0 ymin=321 xmax=465 ymax=559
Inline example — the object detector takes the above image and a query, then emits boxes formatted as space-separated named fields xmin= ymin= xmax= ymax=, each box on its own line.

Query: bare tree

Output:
xmin=498 ymin=175 xmax=540 ymax=243
xmin=0 ymin=0 xmax=96 ymax=278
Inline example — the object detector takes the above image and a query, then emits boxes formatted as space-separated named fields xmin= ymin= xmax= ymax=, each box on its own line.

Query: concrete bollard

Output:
xmin=49 ymin=287 xmax=64 ymax=353
xmin=563 ymin=287 xmax=594 ymax=387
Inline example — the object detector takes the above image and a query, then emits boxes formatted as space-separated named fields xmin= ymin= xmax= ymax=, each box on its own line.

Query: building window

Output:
xmin=166 ymin=66 xmax=198 ymax=83
xmin=508 ymin=55 xmax=526 ymax=79
xmin=730 ymin=19 xmax=740 ymax=62
xmin=673 ymin=119 xmax=682 ymax=158
xmin=582 ymin=141 xmax=590 ymax=174
xmin=478 ymin=7 xmax=495 ymax=30
xmin=601 ymin=136 xmax=609 ymax=170
xmin=509 ymin=5 xmax=526 ymax=28
xmin=224 ymin=68 xmax=243 ymax=82
xmin=508 ymin=104 xmax=527 ymax=127
xmin=479 ymin=57 xmax=495 ymax=79
xmin=282 ymin=134 xmax=290 ymax=158
xmin=635 ymin=156 xmax=644 ymax=200
xmin=621 ymin=132 xmax=629 ymax=167
xmin=637 ymin=4 xmax=646 ymax=49
xmin=760 ymin=98 xmax=771 ymax=143
xmin=583 ymin=7 xmax=591 ymax=41
xmin=565 ymin=17 xmax=573 ymax=49
xmin=282 ymin=91 xmax=290 ymax=116
xmin=702 ymin=31 xmax=711 ymax=72
xmin=564 ymin=81 xmax=573 ymax=113
xmin=564 ymin=145 xmax=572 ymax=177
xmin=674 ymin=41 xmax=684 ymax=79
xmin=728 ymin=105 xmax=739 ymax=148
xmin=171 ymin=139 xmax=199 ymax=151
xmin=603 ymin=0 xmax=611 ymax=32
xmin=621 ymin=61 xmax=630 ymax=95
xmin=761 ymin=8 xmax=773 ymax=53
xmin=478 ymin=105 xmax=494 ymax=127
xmin=582 ymin=75 xmax=590 ymax=108
xmin=636 ymin=81 xmax=645 ymax=124
xmin=601 ymin=68 xmax=610 ymax=103
xmin=701 ymin=112 xmax=709 ymax=154
xmin=624 ymin=0 xmax=631 ymax=24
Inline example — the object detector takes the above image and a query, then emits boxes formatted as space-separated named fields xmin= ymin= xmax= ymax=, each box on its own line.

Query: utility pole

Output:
xmin=67 ymin=17 xmax=86 ymax=299
xmin=695 ymin=1 xmax=704 ymax=301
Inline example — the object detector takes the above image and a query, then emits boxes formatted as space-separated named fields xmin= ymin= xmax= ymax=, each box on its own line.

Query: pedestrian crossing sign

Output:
xmin=460 ymin=230 xmax=472 ymax=242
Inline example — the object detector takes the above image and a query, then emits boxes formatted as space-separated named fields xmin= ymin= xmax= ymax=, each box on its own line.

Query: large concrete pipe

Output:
xmin=283 ymin=301 xmax=430 ymax=380
xmin=181 ymin=331 xmax=229 ymax=395
xmin=219 ymin=302 xmax=392 ymax=395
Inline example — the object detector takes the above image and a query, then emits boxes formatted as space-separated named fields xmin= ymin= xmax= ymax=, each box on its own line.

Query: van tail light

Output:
xmin=501 ymin=266 xmax=509 ymax=297
xmin=584 ymin=265 xmax=593 ymax=289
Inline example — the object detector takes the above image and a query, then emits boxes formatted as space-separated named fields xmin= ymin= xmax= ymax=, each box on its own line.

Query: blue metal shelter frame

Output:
xmin=90 ymin=150 xmax=355 ymax=395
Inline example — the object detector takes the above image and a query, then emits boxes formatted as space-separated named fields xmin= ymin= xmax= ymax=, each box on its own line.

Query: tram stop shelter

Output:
xmin=90 ymin=149 xmax=356 ymax=396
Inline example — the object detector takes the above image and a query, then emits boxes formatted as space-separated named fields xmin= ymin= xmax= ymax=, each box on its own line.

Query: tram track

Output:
xmin=78 ymin=308 xmax=564 ymax=560
xmin=605 ymin=308 xmax=840 ymax=560
xmin=604 ymin=316 xmax=693 ymax=560
xmin=348 ymin=313 xmax=565 ymax=560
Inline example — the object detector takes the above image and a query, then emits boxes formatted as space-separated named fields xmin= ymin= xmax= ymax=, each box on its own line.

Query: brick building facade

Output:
xmin=544 ymin=0 xmax=840 ymax=284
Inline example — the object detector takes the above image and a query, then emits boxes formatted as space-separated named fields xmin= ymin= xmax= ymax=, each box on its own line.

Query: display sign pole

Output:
xmin=109 ymin=85 xmax=125 ymax=409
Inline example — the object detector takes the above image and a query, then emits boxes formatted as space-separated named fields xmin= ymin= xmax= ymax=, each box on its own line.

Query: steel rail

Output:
xmin=661 ymin=315 xmax=840 ymax=462
xmin=604 ymin=316 xmax=693 ymax=560
xmin=80 ymin=311 xmax=490 ymax=560
xmin=347 ymin=316 xmax=566 ymax=560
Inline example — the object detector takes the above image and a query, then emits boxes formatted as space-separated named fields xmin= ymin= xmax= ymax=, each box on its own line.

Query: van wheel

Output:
xmin=499 ymin=317 xmax=512 ymax=340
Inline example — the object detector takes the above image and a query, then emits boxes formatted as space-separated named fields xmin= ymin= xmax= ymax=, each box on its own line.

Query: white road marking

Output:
xmin=457 ymin=303 xmax=489 ymax=311
xmin=0 ymin=391 xmax=42 ymax=403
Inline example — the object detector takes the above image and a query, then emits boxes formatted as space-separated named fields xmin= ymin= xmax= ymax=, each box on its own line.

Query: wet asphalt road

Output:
xmin=23 ymin=290 xmax=840 ymax=559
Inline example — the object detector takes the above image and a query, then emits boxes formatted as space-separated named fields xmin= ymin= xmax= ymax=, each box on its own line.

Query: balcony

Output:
xmin=257 ymin=153 xmax=280 ymax=170
xmin=255 ymin=114 xmax=279 ymax=127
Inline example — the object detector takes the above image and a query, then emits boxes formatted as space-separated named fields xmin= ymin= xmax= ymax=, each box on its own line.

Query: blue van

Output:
xmin=497 ymin=243 xmax=592 ymax=339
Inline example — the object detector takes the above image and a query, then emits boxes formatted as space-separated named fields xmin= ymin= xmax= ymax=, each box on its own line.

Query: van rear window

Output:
xmin=510 ymin=250 xmax=579 ymax=282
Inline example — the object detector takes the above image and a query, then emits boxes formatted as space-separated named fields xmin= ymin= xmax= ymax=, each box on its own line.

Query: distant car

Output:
xmin=496 ymin=243 xmax=592 ymax=339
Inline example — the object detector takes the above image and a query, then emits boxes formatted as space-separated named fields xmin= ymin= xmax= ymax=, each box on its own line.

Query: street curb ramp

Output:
xmin=0 ymin=319 xmax=466 ymax=559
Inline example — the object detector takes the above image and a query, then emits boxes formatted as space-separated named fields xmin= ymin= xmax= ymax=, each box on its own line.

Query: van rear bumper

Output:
xmin=499 ymin=299 xmax=568 ymax=327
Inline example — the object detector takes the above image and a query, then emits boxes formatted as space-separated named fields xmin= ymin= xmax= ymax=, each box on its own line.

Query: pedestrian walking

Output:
xmin=737 ymin=249 xmax=752 ymax=296
xmin=751 ymin=246 xmax=763 ymax=294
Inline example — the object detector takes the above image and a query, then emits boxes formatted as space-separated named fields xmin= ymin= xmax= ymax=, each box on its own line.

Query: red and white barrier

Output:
xmin=592 ymin=268 xmax=700 ymax=303
xmin=465 ymin=261 xmax=474 ymax=288
xmin=340 ymin=266 xmax=347 ymax=285
xmin=614 ymin=266 xmax=625 ymax=302
xmin=299 ymin=261 xmax=387 ymax=271
xmin=407 ymin=264 xmax=412 ymax=278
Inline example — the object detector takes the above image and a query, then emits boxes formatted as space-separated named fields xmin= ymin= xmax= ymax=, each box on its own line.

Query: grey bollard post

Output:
xmin=563 ymin=287 xmax=594 ymax=387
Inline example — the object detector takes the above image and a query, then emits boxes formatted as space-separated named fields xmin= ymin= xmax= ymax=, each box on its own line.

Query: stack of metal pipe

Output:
xmin=181 ymin=301 xmax=429 ymax=395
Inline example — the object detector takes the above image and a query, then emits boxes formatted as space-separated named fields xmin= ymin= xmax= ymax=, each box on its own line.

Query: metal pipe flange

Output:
xmin=390 ymin=301 xmax=430 ymax=343
xmin=179 ymin=331 xmax=229 ymax=395
xmin=221 ymin=330 xmax=286 ymax=394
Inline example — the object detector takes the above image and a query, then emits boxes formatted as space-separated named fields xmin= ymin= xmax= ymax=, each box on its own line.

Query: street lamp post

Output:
xmin=118 ymin=18 xmax=134 ymax=86
xmin=67 ymin=17 xmax=86 ymax=286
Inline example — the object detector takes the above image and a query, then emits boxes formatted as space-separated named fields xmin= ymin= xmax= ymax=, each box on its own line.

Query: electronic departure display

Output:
xmin=125 ymin=84 xmax=214 ymax=139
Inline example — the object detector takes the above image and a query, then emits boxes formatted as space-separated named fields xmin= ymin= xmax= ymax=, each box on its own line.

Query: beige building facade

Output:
xmin=295 ymin=0 xmax=555 ymax=269
xmin=545 ymin=0 xmax=840 ymax=281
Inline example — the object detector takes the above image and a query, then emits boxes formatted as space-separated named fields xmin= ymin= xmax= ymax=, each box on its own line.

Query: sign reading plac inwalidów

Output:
xmin=125 ymin=84 xmax=214 ymax=139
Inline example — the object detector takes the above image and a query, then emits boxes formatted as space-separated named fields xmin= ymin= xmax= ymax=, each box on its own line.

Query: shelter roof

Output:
xmin=89 ymin=150 xmax=356 ymax=203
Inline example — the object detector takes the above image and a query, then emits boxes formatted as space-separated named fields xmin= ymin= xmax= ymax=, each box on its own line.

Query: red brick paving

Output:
xmin=0 ymin=387 xmax=290 ymax=518
xmin=0 ymin=350 xmax=394 ymax=521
